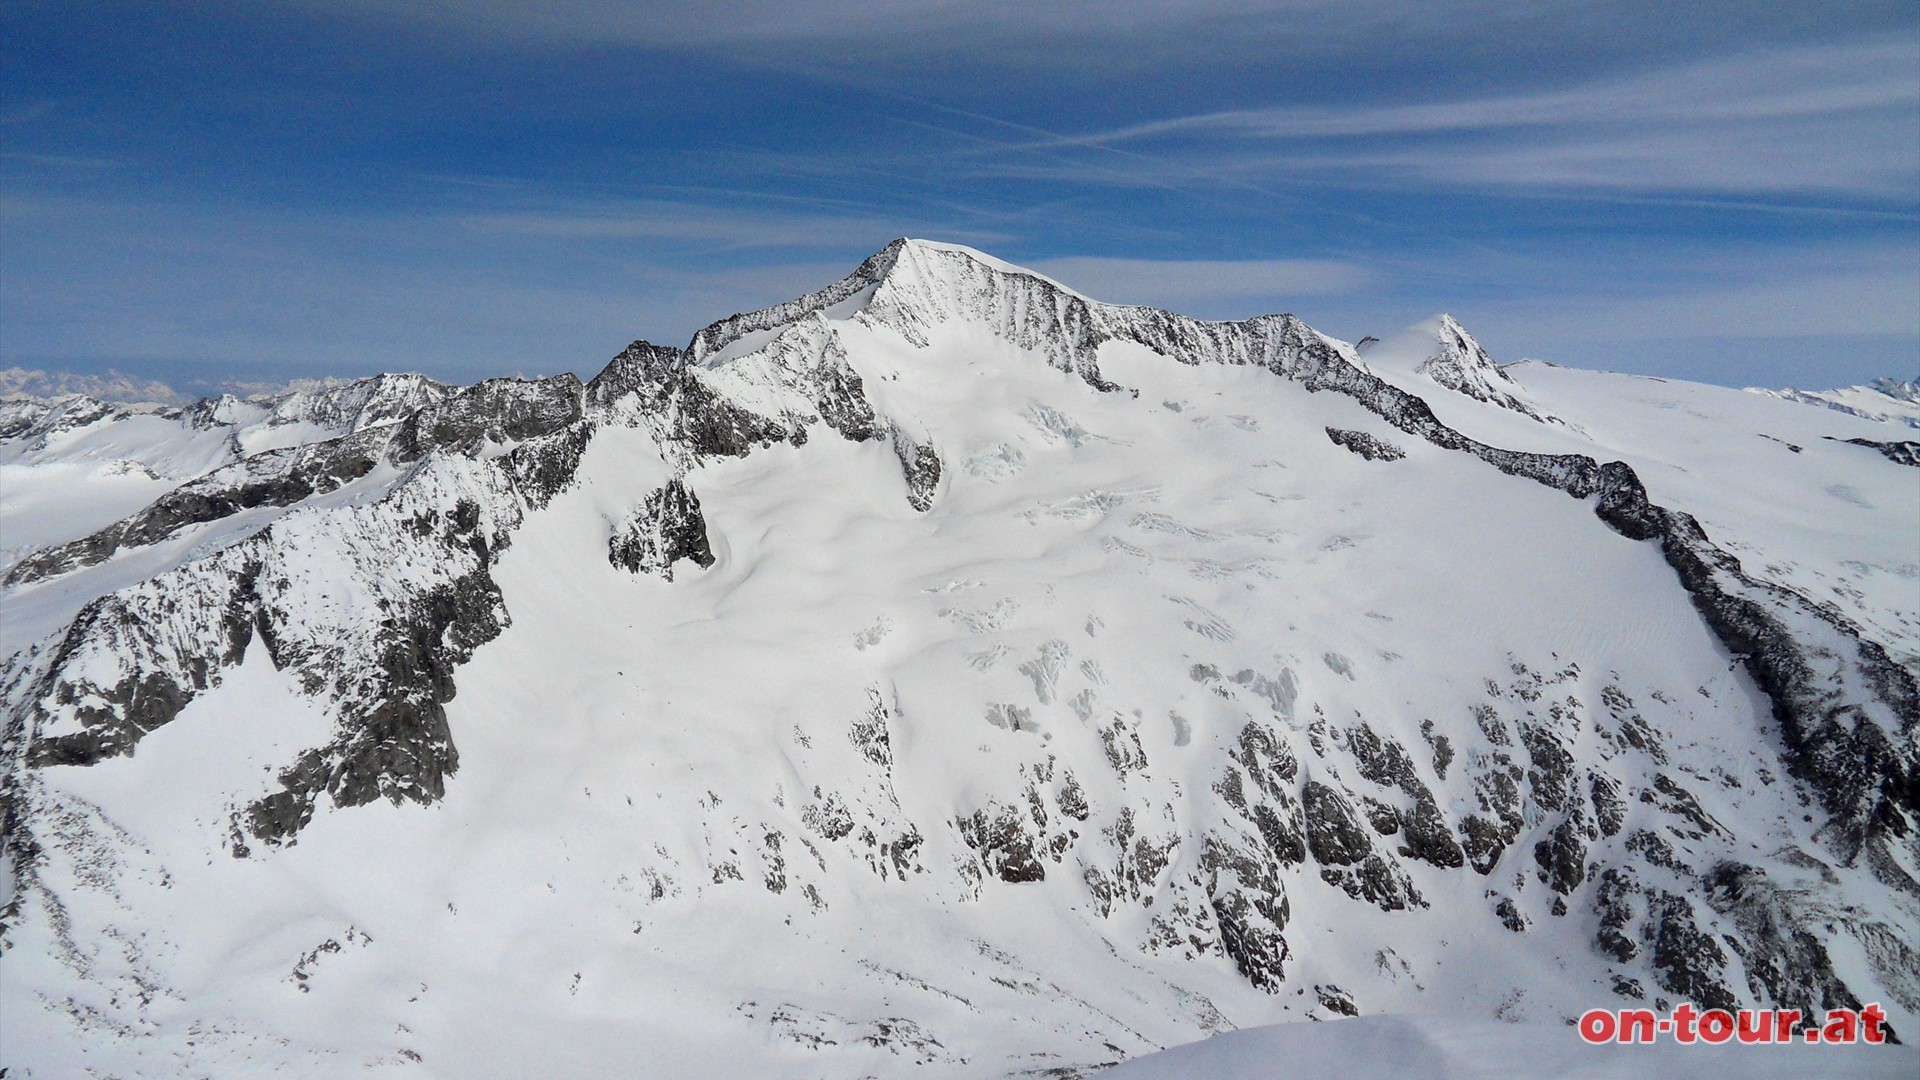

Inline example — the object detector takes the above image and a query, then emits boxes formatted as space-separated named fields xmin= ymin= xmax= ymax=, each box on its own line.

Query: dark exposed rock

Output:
xmin=1057 ymin=771 xmax=1090 ymax=821
xmin=1470 ymin=757 xmax=1525 ymax=849
xmin=1231 ymin=722 xmax=1298 ymax=797
xmin=1250 ymin=800 xmax=1307 ymax=866
xmin=1347 ymin=725 xmax=1420 ymax=793
xmin=506 ymin=424 xmax=593 ymax=508
xmin=1593 ymin=869 xmax=1641 ymax=963
xmin=1399 ymin=797 xmax=1464 ymax=869
xmin=401 ymin=375 xmax=583 ymax=457
xmin=850 ymin=689 xmax=893 ymax=769
xmin=1421 ymin=720 xmax=1454 ymax=780
xmin=1104 ymin=807 xmax=1178 ymax=901
xmin=1624 ymin=829 xmax=1692 ymax=875
xmin=245 ymin=563 xmax=505 ymax=846
xmin=805 ymin=791 xmax=857 ymax=841
xmin=1648 ymin=892 xmax=1738 ymax=1012
xmin=1314 ymin=984 xmax=1358 ymax=1016
xmin=1590 ymin=774 xmax=1627 ymax=838
xmin=1361 ymin=797 xmax=1401 ymax=835
xmin=1099 ymin=714 xmax=1150 ymax=777
xmin=1495 ymin=896 xmax=1528 ymax=933
xmin=1533 ymin=818 xmax=1588 ymax=895
xmin=1318 ymin=854 xmax=1423 ymax=911
xmin=1641 ymin=773 xmax=1723 ymax=840
xmin=588 ymin=339 xmax=794 ymax=460
xmin=1520 ymin=721 xmax=1577 ymax=813
xmin=1209 ymin=888 xmax=1290 ymax=992
xmin=1460 ymin=815 xmax=1510 ymax=876
xmin=1704 ymin=862 xmax=1865 ymax=1024
xmin=1301 ymin=782 xmax=1372 ymax=867
xmin=1292 ymin=777 xmax=1422 ymax=908
xmin=1828 ymin=436 xmax=1920 ymax=467
xmin=895 ymin=438 xmax=942 ymax=512
xmin=1324 ymin=427 xmax=1406 ymax=462
xmin=609 ymin=480 xmax=715 ymax=580
xmin=957 ymin=803 xmax=1046 ymax=883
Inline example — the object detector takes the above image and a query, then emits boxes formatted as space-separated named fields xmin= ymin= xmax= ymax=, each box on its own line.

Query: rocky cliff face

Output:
xmin=3 ymin=239 xmax=1916 ymax=1077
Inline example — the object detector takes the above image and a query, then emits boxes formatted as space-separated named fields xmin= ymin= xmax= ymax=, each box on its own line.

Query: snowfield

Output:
xmin=2 ymin=240 xmax=1916 ymax=1078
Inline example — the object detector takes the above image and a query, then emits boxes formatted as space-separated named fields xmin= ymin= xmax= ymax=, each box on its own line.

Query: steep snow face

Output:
xmin=3 ymin=240 xmax=1918 ymax=1078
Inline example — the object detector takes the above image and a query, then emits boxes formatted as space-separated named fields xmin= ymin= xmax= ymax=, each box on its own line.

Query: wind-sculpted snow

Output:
xmin=4 ymin=239 xmax=1918 ymax=1077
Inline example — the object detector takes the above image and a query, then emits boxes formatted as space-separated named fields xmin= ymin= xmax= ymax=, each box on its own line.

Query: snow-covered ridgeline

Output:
xmin=7 ymin=239 xmax=1915 ymax=872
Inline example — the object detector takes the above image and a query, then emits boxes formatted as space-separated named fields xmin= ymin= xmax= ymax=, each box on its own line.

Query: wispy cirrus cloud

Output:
xmin=969 ymin=38 xmax=1920 ymax=199
xmin=318 ymin=0 xmax=1419 ymax=48
xmin=1051 ymin=40 xmax=1917 ymax=141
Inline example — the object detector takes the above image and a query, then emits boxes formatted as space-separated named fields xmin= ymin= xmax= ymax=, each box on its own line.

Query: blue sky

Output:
xmin=3 ymin=0 xmax=1916 ymax=394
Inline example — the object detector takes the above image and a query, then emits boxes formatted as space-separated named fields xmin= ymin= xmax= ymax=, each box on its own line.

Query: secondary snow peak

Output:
xmin=1363 ymin=313 xmax=1558 ymax=423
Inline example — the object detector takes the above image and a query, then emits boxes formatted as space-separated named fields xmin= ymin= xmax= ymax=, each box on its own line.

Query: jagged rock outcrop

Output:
xmin=1324 ymin=427 xmax=1406 ymax=462
xmin=1831 ymin=435 xmax=1920 ymax=467
xmin=609 ymin=480 xmax=714 ymax=580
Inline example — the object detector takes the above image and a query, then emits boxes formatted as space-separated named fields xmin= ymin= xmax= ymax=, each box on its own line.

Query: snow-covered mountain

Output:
xmin=2 ymin=239 xmax=1916 ymax=1078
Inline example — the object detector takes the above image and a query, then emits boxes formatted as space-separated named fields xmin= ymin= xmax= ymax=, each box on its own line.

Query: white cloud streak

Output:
xmin=1067 ymin=41 xmax=1917 ymax=142
xmin=321 ymin=0 xmax=1368 ymax=47
xmin=986 ymin=39 xmax=1919 ymax=198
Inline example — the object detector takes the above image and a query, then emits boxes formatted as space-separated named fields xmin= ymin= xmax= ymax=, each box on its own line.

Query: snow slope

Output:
xmin=2 ymin=240 xmax=1916 ymax=1078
